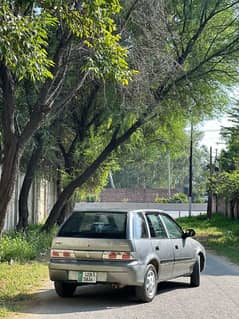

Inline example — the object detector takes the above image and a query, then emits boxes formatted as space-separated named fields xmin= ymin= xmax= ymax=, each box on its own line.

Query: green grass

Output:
xmin=0 ymin=262 xmax=48 ymax=318
xmin=0 ymin=224 xmax=57 ymax=318
xmin=177 ymin=213 xmax=239 ymax=265
xmin=0 ymin=225 xmax=57 ymax=263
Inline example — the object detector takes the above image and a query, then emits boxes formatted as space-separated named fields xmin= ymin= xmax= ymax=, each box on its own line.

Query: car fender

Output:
xmin=190 ymin=238 xmax=206 ymax=271
xmin=143 ymin=252 xmax=161 ymax=275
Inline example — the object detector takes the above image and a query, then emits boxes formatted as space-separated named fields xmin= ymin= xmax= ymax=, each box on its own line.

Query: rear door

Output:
xmin=145 ymin=212 xmax=174 ymax=280
xmin=131 ymin=212 xmax=152 ymax=265
xmin=160 ymin=214 xmax=195 ymax=277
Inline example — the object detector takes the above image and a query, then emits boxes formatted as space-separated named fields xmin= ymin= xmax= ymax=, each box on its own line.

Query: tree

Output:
xmin=0 ymin=0 xmax=133 ymax=234
xmin=42 ymin=0 xmax=239 ymax=230
xmin=218 ymin=104 xmax=239 ymax=171
xmin=18 ymin=78 xmax=121 ymax=230
xmin=210 ymin=102 xmax=239 ymax=217
xmin=211 ymin=171 xmax=239 ymax=218
xmin=113 ymin=127 xmax=208 ymax=201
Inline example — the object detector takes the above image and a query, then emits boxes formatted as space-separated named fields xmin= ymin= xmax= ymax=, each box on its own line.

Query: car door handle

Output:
xmin=155 ymin=246 xmax=159 ymax=251
xmin=175 ymin=245 xmax=179 ymax=249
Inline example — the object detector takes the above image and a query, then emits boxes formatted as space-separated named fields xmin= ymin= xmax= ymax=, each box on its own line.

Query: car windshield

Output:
xmin=58 ymin=211 xmax=127 ymax=239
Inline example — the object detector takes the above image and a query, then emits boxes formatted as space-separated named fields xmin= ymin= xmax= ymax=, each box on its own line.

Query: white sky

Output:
xmin=198 ymin=86 xmax=239 ymax=154
xmin=199 ymin=117 xmax=232 ymax=154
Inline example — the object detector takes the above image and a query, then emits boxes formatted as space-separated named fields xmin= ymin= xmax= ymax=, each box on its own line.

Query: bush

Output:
xmin=154 ymin=196 xmax=168 ymax=203
xmin=169 ymin=193 xmax=188 ymax=203
xmin=0 ymin=225 xmax=57 ymax=263
xmin=85 ymin=194 xmax=97 ymax=202
xmin=0 ymin=236 xmax=35 ymax=262
xmin=154 ymin=193 xmax=188 ymax=203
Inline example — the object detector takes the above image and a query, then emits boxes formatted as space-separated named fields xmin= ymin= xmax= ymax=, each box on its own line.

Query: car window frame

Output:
xmin=145 ymin=212 xmax=169 ymax=239
xmin=159 ymin=213 xmax=184 ymax=239
xmin=132 ymin=212 xmax=150 ymax=239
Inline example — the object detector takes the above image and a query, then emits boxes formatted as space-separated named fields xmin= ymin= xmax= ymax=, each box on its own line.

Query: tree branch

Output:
xmin=44 ymin=42 xmax=73 ymax=106
xmin=120 ymin=0 xmax=139 ymax=34
xmin=51 ymin=72 xmax=90 ymax=115
xmin=40 ymin=30 xmax=72 ymax=101
xmin=177 ymin=0 xmax=238 ymax=65
xmin=67 ymin=134 xmax=79 ymax=159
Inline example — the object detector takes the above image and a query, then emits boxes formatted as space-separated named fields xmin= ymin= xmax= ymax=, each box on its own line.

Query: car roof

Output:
xmin=72 ymin=209 xmax=167 ymax=214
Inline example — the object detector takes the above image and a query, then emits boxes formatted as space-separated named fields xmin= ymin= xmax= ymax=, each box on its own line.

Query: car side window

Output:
xmin=146 ymin=213 xmax=168 ymax=239
xmin=133 ymin=213 xmax=149 ymax=239
xmin=160 ymin=215 xmax=183 ymax=239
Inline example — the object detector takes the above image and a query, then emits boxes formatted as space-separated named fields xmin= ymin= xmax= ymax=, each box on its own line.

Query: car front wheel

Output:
xmin=54 ymin=281 xmax=77 ymax=297
xmin=135 ymin=264 xmax=157 ymax=302
xmin=190 ymin=255 xmax=200 ymax=287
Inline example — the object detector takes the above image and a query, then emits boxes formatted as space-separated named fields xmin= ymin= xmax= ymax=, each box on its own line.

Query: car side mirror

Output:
xmin=182 ymin=229 xmax=196 ymax=239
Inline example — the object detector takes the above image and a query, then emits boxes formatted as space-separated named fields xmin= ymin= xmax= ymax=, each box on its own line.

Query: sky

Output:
xmin=199 ymin=117 xmax=232 ymax=155
xmin=198 ymin=85 xmax=239 ymax=155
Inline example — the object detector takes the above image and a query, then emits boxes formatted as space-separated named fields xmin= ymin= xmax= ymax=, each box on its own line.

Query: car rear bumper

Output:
xmin=49 ymin=259 xmax=145 ymax=286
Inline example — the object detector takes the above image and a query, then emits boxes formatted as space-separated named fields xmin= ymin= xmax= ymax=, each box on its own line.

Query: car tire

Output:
xmin=135 ymin=264 xmax=157 ymax=302
xmin=54 ymin=281 xmax=77 ymax=297
xmin=190 ymin=255 xmax=200 ymax=287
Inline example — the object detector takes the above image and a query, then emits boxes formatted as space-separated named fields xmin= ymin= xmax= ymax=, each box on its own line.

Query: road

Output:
xmin=17 ymin=253 xmax=239 ymax=319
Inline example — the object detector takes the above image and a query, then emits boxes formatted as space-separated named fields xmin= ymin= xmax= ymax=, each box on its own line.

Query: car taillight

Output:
xmin=50 ymin=249 xmax=75 ymax=258
xmin=103 ymin=251 xmax=135 ymax=261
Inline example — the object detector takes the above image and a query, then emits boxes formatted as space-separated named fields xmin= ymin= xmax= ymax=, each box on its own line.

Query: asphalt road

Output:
xmin=17 ymin=253 xmax=239 ymax=319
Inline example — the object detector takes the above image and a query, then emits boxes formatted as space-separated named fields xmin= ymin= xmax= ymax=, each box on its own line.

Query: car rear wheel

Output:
xmin=54 ymin=281 xmax=77 ymax=297
xmin=135 ymin=264 xmax=157 ymax=302
xmin=190 ymin=256 xmax=200 ymax=287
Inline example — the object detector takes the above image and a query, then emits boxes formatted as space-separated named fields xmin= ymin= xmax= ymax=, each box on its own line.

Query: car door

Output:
xmin=132 ymin=212 xmax=152 ymax=265
xmin=160 ymin=214 xmax=195 ymax=277
xmin=145 ymin=213 xmax=174 ymax=281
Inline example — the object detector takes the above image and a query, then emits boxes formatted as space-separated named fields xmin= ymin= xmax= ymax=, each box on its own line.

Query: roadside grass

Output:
xmin=0 ymin=224 xmax=56 ymax=263
xmin=0 ymin=262 xmax=48 ymax=318
xmin=177 ymin=213 xmax=239 ymax=265
xmin=0 ymin=225 xmax=57 ymax=318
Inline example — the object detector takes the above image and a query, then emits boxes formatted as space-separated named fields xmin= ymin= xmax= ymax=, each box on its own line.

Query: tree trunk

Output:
xmin=207 ymin=192 xmax=213 ymax=219
xmin=56 ymin=166 xmax=62 ymax=198
xmin=57 ymin=198 xmax=74 ymax=226
xmin=55 ymin=161 xmax=74 ymax=226
xmin=17 ymin=136 xmax=43 ymax=231
xmin=236 ymin=199 xmax=239 ymax=219
xmin=225 ymin=198 xmax=228 ymax=217
xmin=56 ymin=203 xmax=68 ymax=226
xmin=0 ymin=141 xmax=21 ymax=234
xmin=230 ymin=199 xmax=235 ymax=219
xmin=215 ymin=194 xmax=218 ymax=213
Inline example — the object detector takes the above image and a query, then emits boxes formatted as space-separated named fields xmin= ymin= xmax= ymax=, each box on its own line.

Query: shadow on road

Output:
xmin=19 ymin=281 xmax=190 ymax=316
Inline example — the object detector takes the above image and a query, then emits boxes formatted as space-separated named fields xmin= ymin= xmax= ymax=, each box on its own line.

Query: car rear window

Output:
xmin=58 ymin=211 xmax=127 ymax=239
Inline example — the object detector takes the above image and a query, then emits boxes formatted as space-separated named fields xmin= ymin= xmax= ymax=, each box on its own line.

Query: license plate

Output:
xmin=78 ymin=271 xmax=97 ymax=283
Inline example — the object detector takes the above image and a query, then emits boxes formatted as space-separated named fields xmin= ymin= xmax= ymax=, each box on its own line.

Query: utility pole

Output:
xmin=168 ymin=153 xmax=171 ymax=197
xmin=207 ymin=146 xmax=213 ymax=219
xmin=188 ymin=122 xmax=193 ymax=217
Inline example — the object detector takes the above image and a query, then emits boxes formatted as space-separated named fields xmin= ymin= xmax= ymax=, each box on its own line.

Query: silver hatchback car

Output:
xmin=49 ymin=209 xmax=206 ymax=302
